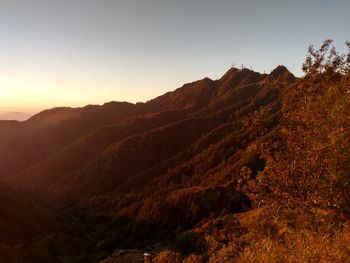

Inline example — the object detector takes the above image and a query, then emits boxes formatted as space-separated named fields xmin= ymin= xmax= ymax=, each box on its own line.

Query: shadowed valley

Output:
xmin=1 ymin=41 xmax=349 ymax=262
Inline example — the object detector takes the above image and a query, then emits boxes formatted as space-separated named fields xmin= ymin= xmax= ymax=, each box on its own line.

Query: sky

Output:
xmin=1 ymin=0 xmax=350 ymax=115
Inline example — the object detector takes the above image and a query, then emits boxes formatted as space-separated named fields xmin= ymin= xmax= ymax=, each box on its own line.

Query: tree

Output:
xmin=253 ymin=40 xmax=350 ymax=210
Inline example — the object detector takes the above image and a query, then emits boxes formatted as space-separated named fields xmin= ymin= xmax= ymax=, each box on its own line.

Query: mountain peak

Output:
xmin=219 ymin=67 xmax=236 ymax=79
xmin=219 ymin=67 xmax=256 ymax=82
xmin=271 ymin=65 xmax=289 ymax=75
xmin=268 ymin=65 xmax=296 ymax=82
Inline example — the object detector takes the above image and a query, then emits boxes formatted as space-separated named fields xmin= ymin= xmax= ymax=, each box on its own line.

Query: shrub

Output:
xmin=250 ymin=40 xmax=350 ymax=211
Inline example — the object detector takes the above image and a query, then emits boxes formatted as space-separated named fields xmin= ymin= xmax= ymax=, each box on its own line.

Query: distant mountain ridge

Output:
xmin=0 ymin=65 xmax=296 ymax=262
xmin=1 ymin=66 xmax=293 ymax=182
xmin=0 ymin=111 xmax=32 ymax=121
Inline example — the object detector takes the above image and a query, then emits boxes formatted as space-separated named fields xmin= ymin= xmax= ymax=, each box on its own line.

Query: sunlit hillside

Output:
xmin=0 ymin=40 xmax=349 ymax=262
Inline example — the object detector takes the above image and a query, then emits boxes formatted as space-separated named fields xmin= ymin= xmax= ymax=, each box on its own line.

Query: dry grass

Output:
xmin=235 ymin=228 xmax=350 ymax=263
xmin=151 ymin=203 xmax=350 ymax=263
xmin=207 ymin=203 xmax=350 ymax=263
xmin=151 ymin=250 xmax=182 ymax=263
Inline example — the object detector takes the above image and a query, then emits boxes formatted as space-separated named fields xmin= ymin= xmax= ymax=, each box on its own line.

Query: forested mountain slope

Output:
xmin=0 ymin=65 xmax=294 ymax=262
xmin=3 ymin=40 xmax=348 ymax=262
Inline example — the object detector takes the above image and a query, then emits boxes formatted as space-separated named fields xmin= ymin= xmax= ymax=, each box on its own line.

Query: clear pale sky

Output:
xmin=1 ymin=0 xmax=349 ymax=114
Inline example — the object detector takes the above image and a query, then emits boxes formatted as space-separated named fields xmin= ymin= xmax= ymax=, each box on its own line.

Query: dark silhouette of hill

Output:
xmin=1 ymin=40 xmax=348 ymax=262
xmin=0 ymin=102 xmax=141 ymax=179
xmin=0 ymin=112 xmax=32 ymax=121
xmin=0 ymin=65 xmax=296 ymax=262
xmin=9 ymin=67 xmax=285 ymax=195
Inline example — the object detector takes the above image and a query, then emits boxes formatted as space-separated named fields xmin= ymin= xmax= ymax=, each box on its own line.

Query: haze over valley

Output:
xmin=1 ymin=1 xmax=349 ymax=262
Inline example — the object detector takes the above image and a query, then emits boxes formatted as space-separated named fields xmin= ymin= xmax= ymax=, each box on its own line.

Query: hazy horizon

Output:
xmin=1 ymin=0 xmax=350 ymax=114
xmin=0 ymin=65 xmax=286 ymax=117
xmin=1 ymin=2 xmax=350 ymax=261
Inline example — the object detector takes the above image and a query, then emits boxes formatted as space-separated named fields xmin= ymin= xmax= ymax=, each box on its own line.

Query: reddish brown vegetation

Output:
xmin=0 ymin=40 xmax=349 ymax=262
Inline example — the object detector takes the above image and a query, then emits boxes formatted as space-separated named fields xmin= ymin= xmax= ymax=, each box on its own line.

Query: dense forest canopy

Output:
xmin=0 ymin=40 xmax=349 ymax=262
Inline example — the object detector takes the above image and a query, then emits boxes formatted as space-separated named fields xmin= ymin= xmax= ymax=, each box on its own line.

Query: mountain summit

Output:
xmin=268 ymin=65 xmax=296 ymax=82
xmin=0 ymin=66 xmax=296 ymax=262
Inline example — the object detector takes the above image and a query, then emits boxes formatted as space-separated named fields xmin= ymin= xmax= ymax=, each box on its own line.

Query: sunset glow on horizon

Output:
xmin=1 ymin=0 xmax=350 ymax=115
xmin=0 ymin=68 xmax=165 ymax=114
